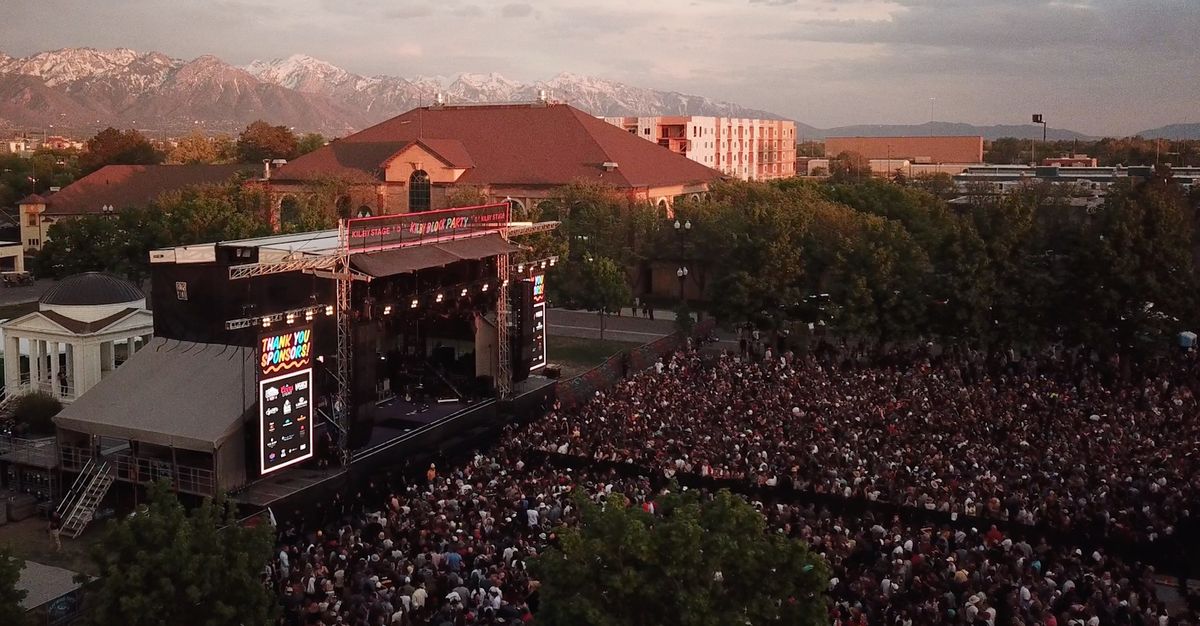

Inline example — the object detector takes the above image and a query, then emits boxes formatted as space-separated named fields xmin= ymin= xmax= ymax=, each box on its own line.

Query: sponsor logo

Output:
xmin=282 ymin=419 xmax=293 ymax=427
xmin=268 ymin=422 xmax=276 ymax=433
xmin=281 ymin=384 xmax=295 ymax=396
xmin=265 ymin=406 xmax=279 ymax=416
xmin=269 ymin=453 xmax=277 ymax=461
xmin=296 ymin=414 xmax=307 ymax=422
xmin=296 ymin=396 xmax=308 ymax=409
xmin=283 ymin=400 xmax=292 ymax=415
xmin=266 ymin=439 xmax=277 ymax=449
xmin=264 ymin=386 xmax=279 ymax=401
xmin=282 ymin=434 xmax=294 ymax=442
xmin=300 ymin=444 xmax=307 ymax=451
xmin=296 ymin=380 xmax=309 ymax=391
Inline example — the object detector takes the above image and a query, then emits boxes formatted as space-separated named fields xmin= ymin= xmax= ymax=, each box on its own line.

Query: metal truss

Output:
xmin=228 ymin=256 xmax=337 ymax=280
xmin=335 ymin=221 xmax=352 ymax=466
xmin=496 ymin=251 xmax=511 ymax=399
xmin=507 ymin=221 xmax=560 ymax=237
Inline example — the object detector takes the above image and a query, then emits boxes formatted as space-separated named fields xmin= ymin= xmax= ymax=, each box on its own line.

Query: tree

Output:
xmin=572 ymin=256 xmax=631 ymax=339
xmin=167 ymin=131 xmax=234 ymax=164
xmin=236 ymin=121 xmax=299 ymax=163
xmin=80 ymin=128 xmax=164 ymax=174
xmin=0 ymin=546 xmax=27 ymax=626
xmin=86 ymin=481 xmax=275 ymax=626
xmin=296 ymin=133 xmax=327 ymax=156
xmin=533 ymin=489 xmax=829 ymax=626
xmin=11 ymin=392 xmax=62 ymax=436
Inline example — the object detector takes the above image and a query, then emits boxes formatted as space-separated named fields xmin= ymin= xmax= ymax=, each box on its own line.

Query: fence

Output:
xmin=553 ymin=318 xmax=716 ymax=409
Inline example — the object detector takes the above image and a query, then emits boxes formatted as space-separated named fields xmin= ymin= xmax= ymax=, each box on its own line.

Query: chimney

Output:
xmin=537 ymin=89 xmax=548 ymax=103
xmin=263 ymin=158 xmax=272 ymax=180
xmin=434 ymin=92 xmax=445 ymax=108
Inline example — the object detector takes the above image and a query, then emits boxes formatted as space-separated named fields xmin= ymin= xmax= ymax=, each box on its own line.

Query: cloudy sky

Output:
xmin=2 ymin=0 xmax=1197 ymax=135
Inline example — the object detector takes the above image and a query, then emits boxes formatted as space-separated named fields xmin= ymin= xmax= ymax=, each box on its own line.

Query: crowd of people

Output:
xmin=268 ymin=342 xmax=1200 ymax=625
xmin=526 ymin=348 xmax=1200 ymax=546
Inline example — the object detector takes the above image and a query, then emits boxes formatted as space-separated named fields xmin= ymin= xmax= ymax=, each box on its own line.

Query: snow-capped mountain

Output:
xmin=0 ymin=47 xmax=783 ymax=135
xmin=245 ymin=54 xmax=782 ymax=123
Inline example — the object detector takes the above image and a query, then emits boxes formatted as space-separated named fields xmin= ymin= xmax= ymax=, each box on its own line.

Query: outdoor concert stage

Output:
xmin=49 ymin=204 xmax=558 ymax=505
xmin=232 ymin=375 xmax=554 ymax=509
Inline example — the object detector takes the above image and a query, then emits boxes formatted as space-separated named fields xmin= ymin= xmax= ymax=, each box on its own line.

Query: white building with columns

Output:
xmin=2 ymin=273 xmax=153 ymax=402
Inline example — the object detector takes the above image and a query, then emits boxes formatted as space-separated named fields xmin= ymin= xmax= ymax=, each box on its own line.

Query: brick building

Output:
xmin=824 ymin=136 xmax=984 ymax=164
xmin=602 ymin=115 xmax=797 ymax=181
xmin=18 ymin=164 xmax=252 ymax=251
xmin=267 ymin=102 xmax=725 ymax=220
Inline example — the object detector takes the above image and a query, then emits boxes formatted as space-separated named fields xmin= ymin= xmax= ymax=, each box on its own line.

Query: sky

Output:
xmin=1 ymin=0 xmax=1197 ymax=136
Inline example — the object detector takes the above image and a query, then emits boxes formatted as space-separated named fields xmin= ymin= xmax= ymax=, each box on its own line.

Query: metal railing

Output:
xmin=0 ymin=435 xmax=58 ymax=467
xmin=56 ymin=458 xmax=96 ymax=518
xmin=59 ymin=443 xmax=217 ymax=496
xmin=6 ymin=373 xmax=78 ymax=402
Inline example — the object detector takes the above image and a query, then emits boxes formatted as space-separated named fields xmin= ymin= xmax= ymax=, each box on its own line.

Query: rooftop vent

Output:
xmin=601 ymin=161 xmax=619 ymax=171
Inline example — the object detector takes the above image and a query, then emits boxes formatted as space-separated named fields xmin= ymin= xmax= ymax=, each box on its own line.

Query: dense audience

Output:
xmin=269 ymin=342 xmax=1200 ymax=625
xmin=528 ymin=348 xmax=1200 ymax=544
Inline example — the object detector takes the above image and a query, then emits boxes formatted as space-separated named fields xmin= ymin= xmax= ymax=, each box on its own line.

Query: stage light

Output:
xmin=286 ymin=313 xmax=295 ymax=324
xmin=517 ymin=264 xmax=524 ymax=273
xmin=549 ymin=257 xmax=556 ymax=266
xmin=410 ymin=298 xmax=419 ymax=309
xmin=540 ymin=260 xmax=547 ymax=269
xmin=436 ymin=293 xmax=444 ymax=303
xmin=325 ymin=305 xmax=334 ymax=316
xmin=316 ymin=355 xmax=325 ymax=363
xmin=482 ymin=283 xmax=489 ymax=292
xmin=501 ymin=279 xmax=509 ymax=288
xmin=305 ymin=309 xmax=314 ymax=321
xmin=383 ymin=305 xmax=392 ymax=315
xmin=261 ymin=317 xmax=271 ymax=328
xmin=460 ymin=288 xmax=468 ymax=297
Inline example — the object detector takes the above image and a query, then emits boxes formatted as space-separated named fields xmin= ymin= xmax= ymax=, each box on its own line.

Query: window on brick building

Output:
xmin=409 ymin=170 xmax=431 ymax=212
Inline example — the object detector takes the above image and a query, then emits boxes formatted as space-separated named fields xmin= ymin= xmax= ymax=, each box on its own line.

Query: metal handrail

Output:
xmin=56 ymin=458 xmax=95 ymax=518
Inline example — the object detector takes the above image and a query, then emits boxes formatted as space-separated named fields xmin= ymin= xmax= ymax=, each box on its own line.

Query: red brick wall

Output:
xmin=824 ymin=136 xmax=984 ymax=164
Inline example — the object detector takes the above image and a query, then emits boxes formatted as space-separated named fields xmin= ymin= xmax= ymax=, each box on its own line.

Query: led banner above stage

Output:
xmin=258 ymin=325 xmax=314 ymax=475
xmin=346 ymin=203 xmax=510 ymax=252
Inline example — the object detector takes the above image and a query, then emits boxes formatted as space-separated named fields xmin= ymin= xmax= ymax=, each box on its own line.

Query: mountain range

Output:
xmin=0 ymin=47 xmax=1195 ymax=140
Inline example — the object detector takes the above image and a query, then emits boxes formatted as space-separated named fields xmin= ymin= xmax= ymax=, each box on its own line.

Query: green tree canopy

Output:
xmin=0 ymin=546 xmax=27 ymax=626
xmin=80 ymin=127 xmax=164 ymax=174
xmin=236 ymin=121 xmax=299 ymax=163
xmin=167 ymin=131 xmax=234 ymax=165
xmin=86 ymin=481 xmax=275 ymax=626
xmin=533 ymin=488 xmax=829 ymax=626
xmin=296 ymin=133 xmax=327 ymax=156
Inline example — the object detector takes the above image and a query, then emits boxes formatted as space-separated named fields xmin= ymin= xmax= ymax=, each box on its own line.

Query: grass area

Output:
xmin=0 ymin=301 xmax=37 ymax=320
xmin=549 ymin=335 xmax=642 ymax=379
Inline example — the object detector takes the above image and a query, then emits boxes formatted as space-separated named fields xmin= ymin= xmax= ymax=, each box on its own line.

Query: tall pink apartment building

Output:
xmin=602 ymin=116 xmax=797 ymax=181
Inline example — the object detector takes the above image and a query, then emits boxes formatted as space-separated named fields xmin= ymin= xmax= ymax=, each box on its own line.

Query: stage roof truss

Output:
xmin=507 ymin=220 xmax=560 ymax=237
xmin=228 ymin=255 xmax=337 ymax=280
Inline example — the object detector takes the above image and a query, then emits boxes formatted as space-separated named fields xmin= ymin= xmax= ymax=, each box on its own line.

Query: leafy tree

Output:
xmin=80 ymin=128 xmax=164 ymax=174
xmin=828 ymin=150 xmax=869 ymax=182
xmin=236 ymin=121 xmax=299 ymax=163
xmin=533 ymin=489 xmax=829 ymax=626
xmin=0 ymin=546 xmax=27 ymax=626
xmin=571 ymin=256 xmax=631 ymax=339
xmin=167 ymin=131 xmax=234 ymax=165
xmin=11 ymin=391 xmax=62 ymax=436
xmin=445 ymin=186 xmax=489 ymax=208
xmin=86 ymin=481 xmax=275 ymax=626
xmin=296 ymin=133 xmax=327 ymax=156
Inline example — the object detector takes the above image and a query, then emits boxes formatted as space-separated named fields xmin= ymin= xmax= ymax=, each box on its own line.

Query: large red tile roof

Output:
xmin=27 ymin=164 xmax=254 ymax=216
xmin=273 ymin=103 xmax=724 ymax=189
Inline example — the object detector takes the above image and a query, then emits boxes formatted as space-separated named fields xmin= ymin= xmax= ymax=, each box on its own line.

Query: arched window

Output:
xmin=409 ymin=170 xmax=431 ymax=212
xmin=505 ymin=198 xmax=526 ymax=220
xmin=279 ymin=195 xmax=302 ymax=230
xmin=356 ymin=205 xmax=373 ymax=218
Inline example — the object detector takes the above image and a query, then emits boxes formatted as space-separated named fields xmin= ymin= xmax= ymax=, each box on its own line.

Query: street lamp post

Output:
xmin=1031 ymin=114 xmax=1047 ymax=165
xmin=676 ymin=266 xmax=689 ymax=303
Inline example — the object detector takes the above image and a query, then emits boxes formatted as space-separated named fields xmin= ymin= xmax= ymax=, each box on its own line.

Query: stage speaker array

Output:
xmin=510 ymin=279 xmax=536 ymax=384
xmin=347 ymin=322 xmax=378 ymax=449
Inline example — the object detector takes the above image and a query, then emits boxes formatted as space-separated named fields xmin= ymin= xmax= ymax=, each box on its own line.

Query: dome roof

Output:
xmin=40 ymin=273 xmax=144 ymax=307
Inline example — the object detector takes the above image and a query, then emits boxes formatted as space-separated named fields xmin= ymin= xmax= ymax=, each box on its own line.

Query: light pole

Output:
xmin=674 ymin=218 xmax=692 ymax=310
xmin=676 ymin=266 xmax=689 ymax=305
xmin=1031 ymin=113 xmax=1047 ymax=165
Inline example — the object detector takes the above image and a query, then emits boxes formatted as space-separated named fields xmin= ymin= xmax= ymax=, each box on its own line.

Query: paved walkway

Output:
xmin=548 ymin=307 xmax=739 ymax=348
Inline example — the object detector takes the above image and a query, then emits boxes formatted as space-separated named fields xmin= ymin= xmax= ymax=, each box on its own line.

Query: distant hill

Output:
xmin=1136 ymin=124 xmax=1200 ymax=140
xmin=817 ymin=122 xmax=1092 ymax=141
